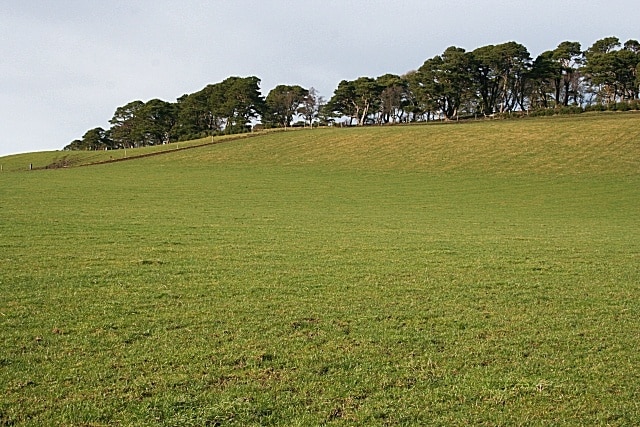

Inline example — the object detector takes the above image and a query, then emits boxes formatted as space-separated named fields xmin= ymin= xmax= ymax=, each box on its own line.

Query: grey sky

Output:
xmin=0 ymin=1 xmax=637 ymax=156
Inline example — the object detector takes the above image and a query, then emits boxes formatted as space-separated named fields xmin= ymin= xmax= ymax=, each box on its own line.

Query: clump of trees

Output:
xmin=66 ymin=36 xmax=639 ymax=151
xmin=325 ymin=37 xmax=639 ymax=124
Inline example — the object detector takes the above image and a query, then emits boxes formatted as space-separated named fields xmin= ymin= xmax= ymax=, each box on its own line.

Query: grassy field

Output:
xmin=1 ymin=113 xmax=639 ymax=425
xmin=0 ymin=132 xmax=264 ymax=172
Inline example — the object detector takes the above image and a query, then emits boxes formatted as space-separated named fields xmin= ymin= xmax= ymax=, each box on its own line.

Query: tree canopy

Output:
xmin=66 ymin=36 xmax=640 ymax=150
xmin=264 ymin=85 xmax=309 ymax=128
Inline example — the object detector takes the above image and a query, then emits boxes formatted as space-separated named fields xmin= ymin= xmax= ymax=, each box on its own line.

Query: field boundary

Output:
xmin=41 ymin=133 xmax=262 ymax=170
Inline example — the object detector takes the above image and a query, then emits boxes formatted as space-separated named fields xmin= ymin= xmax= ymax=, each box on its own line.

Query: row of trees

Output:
xmin=327 ymin=37 xmax=639 ymax=124
xmin=66 ymin=36 xmax=639 ymax=150
xmin=65 ymin=76 xmax=325 ymax=150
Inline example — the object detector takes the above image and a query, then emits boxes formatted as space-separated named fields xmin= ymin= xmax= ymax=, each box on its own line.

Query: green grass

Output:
xmin=0 ymin=133 xmax=264 ymax=172
xmin=1 ymin=113 xmax=639 ymax=425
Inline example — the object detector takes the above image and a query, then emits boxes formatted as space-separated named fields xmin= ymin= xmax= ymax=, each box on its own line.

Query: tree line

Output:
xmin=65 ymin=36 xmax=639 ymax=151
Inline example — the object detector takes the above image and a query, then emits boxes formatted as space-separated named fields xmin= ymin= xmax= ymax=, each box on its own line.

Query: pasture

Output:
xmin=1 ymin=113 xmax=639 ymax=425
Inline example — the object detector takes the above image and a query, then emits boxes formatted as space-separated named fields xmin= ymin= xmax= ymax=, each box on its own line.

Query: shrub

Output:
xmin=529 ymin=108 xmax=554 ymax=117
xmin=616 ymin=102 xmax=630 ymax=112
xmin=585 ymin=103 xmax=605 ymax=112
xmin=558 ymin=106 xmax=583 ymax=115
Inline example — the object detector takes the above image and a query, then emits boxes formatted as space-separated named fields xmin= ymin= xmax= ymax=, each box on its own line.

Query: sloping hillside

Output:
xmin=2 ymin=113 xmax=638 ymax=175
xmin=167 ymin=113 xmax=639 ymax=176
xmin=1 ymin=112 xmax=639 ymax=425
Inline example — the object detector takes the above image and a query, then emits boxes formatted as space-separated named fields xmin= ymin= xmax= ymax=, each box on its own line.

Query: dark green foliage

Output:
xmin=470 ymin=42 xmax=532 ymax=114
xmin=263 ymin=85 xmax=309 ymax=128
xmin=173 ymin=76 xmax=264 ymax=139
xmin=216 ymin=76 xmax=265 ymax=133
xmin=583 ymin=37 xmax=640 ymax=104
xmin=551 ymin=41 xmax=583 ymax=107
xmin=418 ymin=46 xmax=473 ymax=120
xmin=108 ymin=100 xmax=147 ymax=148
xmin=325 ymin=77 xmax=383 ymax=125
xmin=67 ymin=77 xmax=264 ymax=150
xmin=104 ymin=99 xmax=177 ymax=149
xmin=140 ymin=99 xmax=177 ymax=146
xmin=64 ymin=127 xmax=112 ymax=151
xmin=375 ymin=74 xmax=409 ymax=123
xmin=66 ymin=35 xmax=640 ymax=149
xmin=529 ymin=105 xmax=584 ymax=116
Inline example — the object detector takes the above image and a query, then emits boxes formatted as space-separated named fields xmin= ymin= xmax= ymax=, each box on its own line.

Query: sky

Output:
xmin=0 ymin=0 xmax=637 ymax=156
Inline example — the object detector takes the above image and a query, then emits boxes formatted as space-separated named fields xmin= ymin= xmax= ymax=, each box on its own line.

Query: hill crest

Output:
xmin=1 ymin=113 xmax=638 ymax=176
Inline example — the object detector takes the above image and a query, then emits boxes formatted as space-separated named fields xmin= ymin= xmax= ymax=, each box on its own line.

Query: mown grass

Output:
xmin=1 ymin=113 xmax=639 ymax=425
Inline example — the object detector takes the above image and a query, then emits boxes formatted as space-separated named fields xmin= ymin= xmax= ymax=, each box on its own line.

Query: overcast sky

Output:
xmin=0 ymin=1 xmax=637 ymax=156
